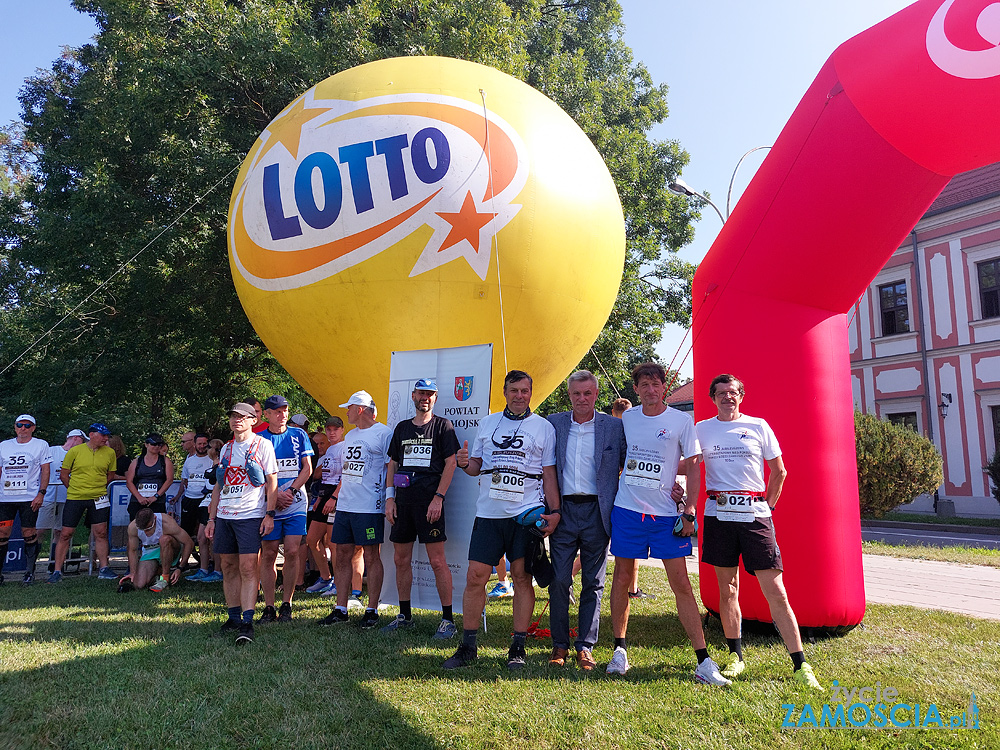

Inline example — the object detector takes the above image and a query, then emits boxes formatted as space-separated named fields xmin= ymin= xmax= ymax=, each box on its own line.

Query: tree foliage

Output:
xmin=0 ymin=0 xmax=698 ymax=440
xmin=985 ymin=449 xmax=1000 ymax=506
xmin=855 ymin=411 xmax=943 ymax=518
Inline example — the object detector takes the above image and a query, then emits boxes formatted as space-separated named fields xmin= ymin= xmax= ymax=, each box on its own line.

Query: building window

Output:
xmin=887 ymin=412 xmax=918 ymax=431
xmin=878 ymin=281 xmax=909 ymax=335
xmin=979 ymin=259 xmax=1000 ymax=319
xmin=993 ymin=405 xmax=1000 ymax=455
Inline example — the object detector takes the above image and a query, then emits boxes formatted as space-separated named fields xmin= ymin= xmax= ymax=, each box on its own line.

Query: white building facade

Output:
xmin=851 ymin=163 xmax=1000 ymax=518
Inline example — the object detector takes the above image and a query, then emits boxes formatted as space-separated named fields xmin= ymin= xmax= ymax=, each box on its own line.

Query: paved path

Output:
xmin=862 ymin=525 xmax=1000 ymax=550
xmin=638 ymin=553 xmax=1000 ymax=621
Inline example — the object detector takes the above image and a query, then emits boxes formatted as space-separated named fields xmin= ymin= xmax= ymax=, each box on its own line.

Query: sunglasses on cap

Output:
xmin=15 ymin=422 xmax=34 ymax=428
xmin=145 ymin=439 xmax=165 ymax=446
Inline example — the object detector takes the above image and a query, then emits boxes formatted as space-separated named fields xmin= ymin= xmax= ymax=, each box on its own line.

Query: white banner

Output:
xmin=379 ymin=343 xmax=493 ymax=615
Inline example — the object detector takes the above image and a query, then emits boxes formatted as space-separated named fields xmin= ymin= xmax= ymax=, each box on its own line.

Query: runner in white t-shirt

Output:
xmin=697 ymin=373 xmax=821 ymax=690
xmin=605 ymin=363 xmax=729 ymax=686
xmin=178 ymin=435 xmax=219 ymax=582
xmin=0 ymin=415 xmax=51 ymax=585
xmin=206 ymin=403 xmax=278 ymax=646
xmin=318 ymin=390 xmax=392 ymax=630
xmin=442 ymin=370 xmax=561 ymax=672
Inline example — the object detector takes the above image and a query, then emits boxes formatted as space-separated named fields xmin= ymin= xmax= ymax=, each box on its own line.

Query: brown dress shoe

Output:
xmin=576 ymin=649 xmax=597 ymax=671
xmin=549 ymin=646 xmax=569 ymax=666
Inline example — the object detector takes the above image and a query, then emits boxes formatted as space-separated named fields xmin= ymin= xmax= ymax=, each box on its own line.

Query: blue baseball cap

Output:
xmin=88 ymin=422 xmax=111 ymax=436
xmin=413 ymin=378 xmax=438 ymax=392
xmin=263 ymin=395 xmax=289 ymax=410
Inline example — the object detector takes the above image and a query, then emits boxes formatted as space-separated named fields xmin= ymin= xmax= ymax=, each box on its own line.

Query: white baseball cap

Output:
xmin=67 ymin=429 xmax=86 ymax=439
xmin=15 ymin=414 xmax=36 ymax=425
xmin=339 ymin=390 xmax=375 ymax=409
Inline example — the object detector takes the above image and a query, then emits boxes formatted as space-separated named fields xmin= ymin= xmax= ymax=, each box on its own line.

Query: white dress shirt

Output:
xmin=562 ymin=412 xmax=598 ymax=496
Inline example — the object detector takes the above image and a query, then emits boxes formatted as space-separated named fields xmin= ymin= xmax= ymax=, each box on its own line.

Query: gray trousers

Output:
xmin=548 ymin=500 xmax=610 ymax=652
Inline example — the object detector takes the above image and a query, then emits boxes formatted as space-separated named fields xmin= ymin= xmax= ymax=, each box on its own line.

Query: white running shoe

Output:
xmin=347 ymin=593 xmax=365 ymax=610
xmin=606 ymin=646 xmax=630 ymax=675
xmin=487 ymin=581 xmax=514 ymax=599
xmin=694 ymin=657 xmax=732 ymax=687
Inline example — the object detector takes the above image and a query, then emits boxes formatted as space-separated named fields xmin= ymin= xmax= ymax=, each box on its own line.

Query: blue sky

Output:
xmin=2 ymin=0 xmax=916 ymax=376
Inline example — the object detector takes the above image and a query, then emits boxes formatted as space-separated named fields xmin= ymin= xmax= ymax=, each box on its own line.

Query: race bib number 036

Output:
xmin=402 ymin=440 xmax=432 ymax=468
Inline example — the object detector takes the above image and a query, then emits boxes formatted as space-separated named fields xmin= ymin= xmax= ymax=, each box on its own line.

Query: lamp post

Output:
xmin=668 ymin=145 xmax=772 ymax=224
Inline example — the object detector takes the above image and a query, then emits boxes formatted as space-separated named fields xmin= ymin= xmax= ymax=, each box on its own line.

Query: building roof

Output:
xmin=665 ymin=380 xmax=694 ymax=405
xmin=925 ymin=162 xmax=1000 ymax=216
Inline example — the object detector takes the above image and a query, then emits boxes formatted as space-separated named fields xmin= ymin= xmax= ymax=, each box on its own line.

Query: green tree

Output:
xmin=0 ymin=0 xmax=698 ymax=438
xmin=854 ymin=411 xmax=943 ymax=518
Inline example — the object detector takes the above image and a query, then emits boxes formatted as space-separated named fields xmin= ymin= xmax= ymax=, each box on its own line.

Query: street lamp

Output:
xmin=668 ymin=145 xmax=772 ymax=225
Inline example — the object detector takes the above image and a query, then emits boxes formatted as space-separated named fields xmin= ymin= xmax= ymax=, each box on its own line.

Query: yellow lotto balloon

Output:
xmin=228 ymin=56 xmax=624 ymax=414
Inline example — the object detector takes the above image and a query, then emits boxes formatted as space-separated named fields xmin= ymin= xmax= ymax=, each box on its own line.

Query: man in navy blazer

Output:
xmin=546 ymin=370 xmax=626 ymax=671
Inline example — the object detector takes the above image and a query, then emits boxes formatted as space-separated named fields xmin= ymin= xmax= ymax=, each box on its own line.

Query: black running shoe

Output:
xmin=628 ymin=588 xmax=656 ymax=600
xmin=258 ymin=605 xmax=277 ymax=625
xmin=359 ymin=609 xmax=380 ymax=629
xmin=277 ymin=602 xmax=292 ymax=623
xmin=22 ymin=572 xmax=34 ymax=587
xmin=507 ymin=641 xmax=527 ymax=670
xmin=443 ymin=643 xmax=478 ymax=670
xmin=317 ymin=609 xmax=350 ymax=626
xmin=215 ymin=619 xmax=240 ymax=638
xmin=236 ymin=622 xmax=254 ymax=645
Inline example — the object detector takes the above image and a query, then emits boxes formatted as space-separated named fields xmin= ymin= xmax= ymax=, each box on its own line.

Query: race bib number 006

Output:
xmin=489 ymin=470 xmax=525 ymax=502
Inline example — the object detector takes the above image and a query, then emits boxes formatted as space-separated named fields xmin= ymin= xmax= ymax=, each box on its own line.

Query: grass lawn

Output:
xmin=0 ymin=564 xmax=995 ymax=750
xmin=869 ymin=513 xmax=1000 ymax=529
xmin=862 ymin=540 xmax=1000 ymax=568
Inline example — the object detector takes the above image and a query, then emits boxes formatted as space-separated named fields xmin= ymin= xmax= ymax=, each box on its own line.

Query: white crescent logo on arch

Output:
xmin=926 ymin=0 xmax=1000 ymax=79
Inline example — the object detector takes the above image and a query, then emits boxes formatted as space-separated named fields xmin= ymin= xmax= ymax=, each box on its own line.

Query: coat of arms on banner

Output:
xmin=455 ymin=376 xmax=474 ymax=402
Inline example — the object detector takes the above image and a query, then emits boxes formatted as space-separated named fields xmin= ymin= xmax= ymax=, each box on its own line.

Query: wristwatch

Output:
xmin=434 ymin=492 xmax=446 ymax=500
xmin=680 ymin=512 xmax=696 ymax=522
xmin=265 ymin=510 xmax=276 ymax=518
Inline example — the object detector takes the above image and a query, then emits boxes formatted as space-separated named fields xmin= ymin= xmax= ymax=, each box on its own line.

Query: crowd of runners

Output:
xmin=0 ymin=364 xmax=821 ymax=689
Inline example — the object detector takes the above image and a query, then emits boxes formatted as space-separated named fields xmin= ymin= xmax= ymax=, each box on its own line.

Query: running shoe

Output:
xmin=347 ymin=592 xmax=365 ymax=610
xmin=628 ymin=588 xmax=656 ymax=600
xmin=258 ymin=605 xmax=277 ymax=625
xmin=507 ymin=641 xmax=527 ymax=670
xmin=443 ymin=643 xmax=478 ymax=669
xmin=186 ymin=569 xmax=208 ymax=582
xmin=47 ymin=571 xmax=63 ymax=584
xmin=432 ymin=620 xmax=458 ymax=640
xmin=318 ymin=609 xmax=349 ymax=626
xmin=215 ymin=619 xmax=240 ymax=638
xmin=319 ymin=581 xmax=338 ymax=597
xmin=149 ymin=577 xmax=169 ymax=593
xmin=606 ymin=646 xmax=630 ymax=675
xmin=277 ymin=602 xmax=292 ymax=623
xmin=236 ymin=622 xmax=254 ymax=646
xmin=487 ymin=581 xmax=514 ymax=599
xmin=306 ymin=577 xmax=332 ymax=593
xmin=793 ymin=663 xmax=823 ymax=691
xmin=380 ymin=614 xmax=415 ymax=633
xmin=201 ymin=571 xmax=224 ymax=583
xmin=22 ymin=572 xmax=34 ymax=587
xmin=721 ymin=653 xmax=746 ymax=679
xmin=360 ymin=609 xmax=380 ymax=629
xmin=694 ymin=657 xmax=732 ymax=687
xmin=0 ymin=573 xmax=4 ymax=586
xmin=97 ymin=566 xmax=117 ymax=580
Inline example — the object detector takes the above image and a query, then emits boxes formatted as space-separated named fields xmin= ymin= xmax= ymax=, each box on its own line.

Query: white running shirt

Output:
xmin=614 ymin=406 xmax=699 ymax=517
xmin=697 ymin=415 xmax=780 ymax=519
xmin=336 ymin=423 xmax=392 ymax=513
xmin=0 ymin=437 xmax=52 ymax=502
xmin=470 ymin=412 xmax=556 ymax=519
xmin=320 ymin=442 xmax=345 ymax=485
xmin=217 ymin=436 xmax=277 ymax=520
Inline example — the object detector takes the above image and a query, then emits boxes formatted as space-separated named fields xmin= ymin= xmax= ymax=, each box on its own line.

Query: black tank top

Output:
xmin=133 ymin=454 xmax=167 ymax=497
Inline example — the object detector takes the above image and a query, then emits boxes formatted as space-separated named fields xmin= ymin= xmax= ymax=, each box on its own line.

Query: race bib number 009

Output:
xmin=624 ymin=458 xmax=663 ymax=489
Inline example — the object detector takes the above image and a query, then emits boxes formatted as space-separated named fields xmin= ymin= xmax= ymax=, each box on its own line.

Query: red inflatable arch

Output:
xmin=693 ymin=0 xmax=1000 ymax=630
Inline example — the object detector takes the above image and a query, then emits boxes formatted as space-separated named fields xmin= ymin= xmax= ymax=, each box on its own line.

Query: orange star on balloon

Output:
xmin=257 ymin=97 xmax=332 ymax=163
xmin=435 ymin=192 xmax=497 ymax=254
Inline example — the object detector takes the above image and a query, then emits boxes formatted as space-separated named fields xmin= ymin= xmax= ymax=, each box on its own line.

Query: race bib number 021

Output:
xmin=715 ymin=492 xmax=756 ymax=523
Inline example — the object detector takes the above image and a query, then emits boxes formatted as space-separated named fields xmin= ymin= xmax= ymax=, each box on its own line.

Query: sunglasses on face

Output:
xmin=15 ymin=422 xmax=34 ymax=428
